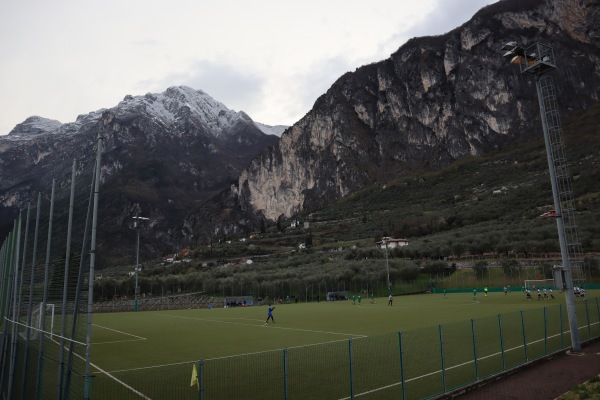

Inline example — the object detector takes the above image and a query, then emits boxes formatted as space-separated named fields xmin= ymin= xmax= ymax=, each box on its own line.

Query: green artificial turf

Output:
xmin=88 ymin=291 xmax=599 ymax=399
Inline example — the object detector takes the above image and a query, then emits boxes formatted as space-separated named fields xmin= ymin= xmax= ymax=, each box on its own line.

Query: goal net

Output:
xmin=224 ymin=296 xmax=254 ymax=307
xmin=20 ymin=303 xmax=55 ymax=341
xmin=524 ymin=279 xmax=555 ymax=291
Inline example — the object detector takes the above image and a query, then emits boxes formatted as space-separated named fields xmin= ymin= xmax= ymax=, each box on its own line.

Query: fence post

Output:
xmin=438 ymin=324 xmax=446 ymax=393
xmin=559 ymin=304 xmax=564 ymax=349
xmin=585 ymin=299 xmax=590 ymax=340
xmin=497 ymin=314 xmax=505 ymax=370
xmin=520 ymin=310 xmax=528 ymax=362
xmin=543 ymin=307 xmax=548 ymax=355
xmin=38 ymin=180 xmax=56 ymax=399
xmin=596 ymin=298 xmax=600 ymax=338
xmin=470 ymin=319 xmax=478 ymax=381
xmin=348 ymin=339 xmax=354 ymax=400
xmin=7 ymin=215 xmax=22 ymax=400
xmin=283 ymin=348 xmax=288 ymax=400
xmin=398 ymin=331 xmax=405 ymax=400
xmin=198 ymin=360 xmax=204 ymax=400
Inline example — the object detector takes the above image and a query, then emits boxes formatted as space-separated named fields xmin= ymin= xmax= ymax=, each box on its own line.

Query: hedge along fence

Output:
xmin=91 ymin=297 xmax=600 ymax=400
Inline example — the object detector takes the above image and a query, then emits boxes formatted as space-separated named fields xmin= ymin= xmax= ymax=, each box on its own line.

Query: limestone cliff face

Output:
xmin=235 ymin=0 xmax=600 ymax=222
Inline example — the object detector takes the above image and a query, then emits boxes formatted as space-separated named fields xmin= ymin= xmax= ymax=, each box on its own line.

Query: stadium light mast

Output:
xmin=133 ymin=216 xmax=149 ymax=312
xmin=501 ymin=41 xmax=582 ymax=352
xmin=383 ymin=237 xmax=391 ymax=295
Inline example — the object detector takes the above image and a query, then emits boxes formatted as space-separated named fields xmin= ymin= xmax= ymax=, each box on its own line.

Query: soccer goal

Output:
xmin=20 ymin=303 xmax=55 ymax=341
xmin=524 ymin=279 xmax=555 ymax=291
xmin=224 ymin=296 xmax=254 ymax=307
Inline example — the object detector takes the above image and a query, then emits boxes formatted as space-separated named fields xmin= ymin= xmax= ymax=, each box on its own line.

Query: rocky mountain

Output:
xmin=0 ymin=86 xmax=280 ymax=263
xmin=180 ymin=0 xmax=600 ymax=240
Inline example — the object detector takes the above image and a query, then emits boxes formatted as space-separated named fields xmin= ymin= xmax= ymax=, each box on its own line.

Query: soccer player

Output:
xmin=473 ymin=288 xmax=477 ymax=300
xmin=357 ymin=295 xmax=362 ymax=306
xmin=503 ymin=286 xmax=508 ymax=295
xmin=265 ymin=305 xmax=275 ymax=323
xmin=370 ymin=292 xmax=375 ymax=304
xmin=549 ymin=288 xmax=555 ymax=299
xmin=352 ymin=294 xmax=356 ymax=305
xmin=484 ymin=287 xmax=488 ymax=297
xmin=388 ymin=294 xmax=393 ymax=306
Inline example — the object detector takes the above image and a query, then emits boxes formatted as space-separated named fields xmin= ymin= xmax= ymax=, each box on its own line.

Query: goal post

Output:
xmin=20 ymin=303 xmax=55 ymax=341
xmin=523 ymin=279 xmax=555 ymax=291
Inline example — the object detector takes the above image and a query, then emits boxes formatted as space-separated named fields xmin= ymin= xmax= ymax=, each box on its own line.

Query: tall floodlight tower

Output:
xmin=133 ymin=216 xmax=149 ymax=312
xmin=383 ymin=237 xmax=391 ymax=295
xmin=501 ymin=42 xmax=583 ymax=352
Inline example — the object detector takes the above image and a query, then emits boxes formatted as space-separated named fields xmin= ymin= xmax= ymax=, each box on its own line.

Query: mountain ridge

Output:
xmin=0 ymin=86 xmax=281 ymax=264
xmin=216 ymin=0 xmax=600 ymax=227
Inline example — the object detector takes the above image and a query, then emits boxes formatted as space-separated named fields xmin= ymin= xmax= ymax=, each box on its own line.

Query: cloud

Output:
xmin=0 ymin=0 xmax=501 ymax=133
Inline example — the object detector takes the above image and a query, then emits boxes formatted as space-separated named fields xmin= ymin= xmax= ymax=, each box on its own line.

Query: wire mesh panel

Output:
xmin=439 ymin=319 xmax=478 ymax=393
xmin=204 ymin=350 xmax=284 ymax=400
xmin=287 ymin=339 xmax=350 ymax=400
xmin=520 ymin=307 xmax=547 ymax=361
xmin=544 ymin=303 xmax=567 ymax=354
xmin=0 ymin=158 xmax=97 ymax=400
xmin=497 ymin=310 xmax=527 ymax=370
xmin=401 ymin=326 xmax=445 ymax=399
xmin=351 ymin=333 xmax=403 ymax=400
xmin=471 ymin=314 xmax=505 ymax=380
xmin=575 ymin=298 xmax=597 ymax=342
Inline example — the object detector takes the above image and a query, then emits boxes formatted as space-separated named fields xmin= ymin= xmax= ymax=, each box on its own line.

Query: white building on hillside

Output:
xmin=376 ymin=237 xmax=409 ymax=249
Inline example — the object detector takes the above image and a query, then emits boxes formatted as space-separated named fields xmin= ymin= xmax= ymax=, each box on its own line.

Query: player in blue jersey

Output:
xmin=265 ymin=305 xmax=275 ymax=323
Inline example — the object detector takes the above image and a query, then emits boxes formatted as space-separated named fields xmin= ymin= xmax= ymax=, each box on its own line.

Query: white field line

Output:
xmin=90 ymin=313 xmax=599 ymax=398
xmin=102 ymin=316 xmax=368 ymax=375
xmin=5 ymin=317 xmax=87 ymax=346
xmin=92 ymin=323 xmax=147 ymax=344
xmin=104 ymin=336 xmax=368 ymax=375
xmin=159 ymin=313 xmax=368 ymax=338
xmin=45 ymin=336 xmax=153 ymax=400
xmin=337 ymin=320 xmax=600 ymax=400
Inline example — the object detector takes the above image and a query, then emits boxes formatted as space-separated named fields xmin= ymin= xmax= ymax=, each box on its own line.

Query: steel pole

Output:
xmin=135 ymin=227 xmax=140 ymax=312
xmin=534 ymin=76 xmax=581 ymax=352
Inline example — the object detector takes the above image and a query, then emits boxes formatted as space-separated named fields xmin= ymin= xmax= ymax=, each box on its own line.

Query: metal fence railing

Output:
xmin=1 ymin=140 xmax=102 ymax=400
xmin=85 ymin=298 xmax=599 ymax=400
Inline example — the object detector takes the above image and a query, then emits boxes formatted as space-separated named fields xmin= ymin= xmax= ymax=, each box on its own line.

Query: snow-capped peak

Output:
xmin=253 ymin=121 xmax=288 ymax=137
xmin=118 ymin=85 xmax=248 ymax=136
xmin=5 ymin=116 xmax=63 ymax=140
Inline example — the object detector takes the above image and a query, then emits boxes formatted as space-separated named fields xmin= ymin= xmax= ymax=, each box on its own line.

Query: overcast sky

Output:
xmin=0 ymin=0 xmax=499 ymax=135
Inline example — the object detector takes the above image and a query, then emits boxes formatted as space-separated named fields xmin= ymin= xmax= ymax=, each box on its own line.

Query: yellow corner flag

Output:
xmin=190 ymin=364 xmax=199 ymax=390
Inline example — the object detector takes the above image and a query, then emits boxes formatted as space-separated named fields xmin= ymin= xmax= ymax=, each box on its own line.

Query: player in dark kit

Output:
xmin=265 ymin=305 xmax=275 ymax=323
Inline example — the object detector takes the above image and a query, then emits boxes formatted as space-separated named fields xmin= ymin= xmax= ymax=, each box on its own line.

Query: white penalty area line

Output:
xmin=160 ymin=313 xmax=367 ymax=338
xmin=4 ymin=317 xmax=87 ymax=346
xmin=92 ymin=324 xmax=147 ymax=344
xmin=46 ymin=336 xmax=153 ymax=400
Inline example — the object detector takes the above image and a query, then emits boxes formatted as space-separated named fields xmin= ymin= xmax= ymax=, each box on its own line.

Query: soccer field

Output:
xmin=89 ymin=291 xmax=600 ymax=399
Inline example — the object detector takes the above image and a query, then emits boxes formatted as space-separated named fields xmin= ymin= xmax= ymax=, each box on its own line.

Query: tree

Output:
xmin=305 ymin=232 xmax=313 ymax=248
xmin=260 ymin=218 xmax=266 ymax=234
xmin=473 ymin=261 xmax=488 ymax=279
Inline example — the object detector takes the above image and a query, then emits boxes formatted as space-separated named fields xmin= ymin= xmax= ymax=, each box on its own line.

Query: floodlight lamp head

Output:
xmin=501 ymin=41 xmax=517 ymax=51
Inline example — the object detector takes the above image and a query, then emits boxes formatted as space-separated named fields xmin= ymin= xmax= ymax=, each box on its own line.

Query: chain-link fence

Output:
xmin=1 ymin=142 xmax=101 ymax=400
xmin=84 ymin=298 xmax=598 ymax=400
